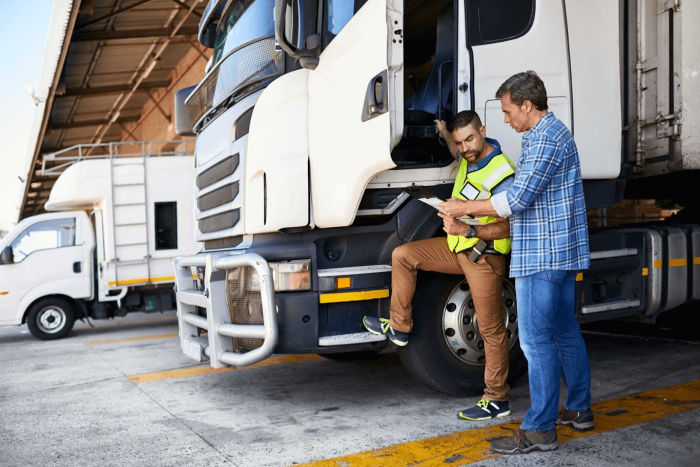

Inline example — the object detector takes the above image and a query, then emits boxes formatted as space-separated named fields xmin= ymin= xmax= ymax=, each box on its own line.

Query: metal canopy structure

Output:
xmin=20 ymin=0 xmax=208 ymax=219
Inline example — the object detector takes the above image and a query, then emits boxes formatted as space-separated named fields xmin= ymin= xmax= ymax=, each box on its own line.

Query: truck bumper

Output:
xmin=174 ymin=251 xmax=389 ymax=368
xmin=173 ymin=252 xmax=278 ymax=368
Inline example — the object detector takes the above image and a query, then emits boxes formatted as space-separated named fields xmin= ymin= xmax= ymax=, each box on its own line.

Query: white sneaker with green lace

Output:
xmin=362 ymin=316 xmax=409 ymax=346
xmin=458 ymin=399 xmax=511 ymax=421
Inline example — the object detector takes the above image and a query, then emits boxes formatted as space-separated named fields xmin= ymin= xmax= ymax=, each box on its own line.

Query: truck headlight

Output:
xmin=229 ymin=259 xmax=311 ymax=293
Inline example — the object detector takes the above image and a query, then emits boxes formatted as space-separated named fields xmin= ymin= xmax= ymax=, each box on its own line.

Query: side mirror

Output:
xmin=0 ymin=246 xmax=14 ymax=264
xmin=199 ymin=22 xmax=217 ymax=49
xmin=274 ymin=0 xmax=319 ymax=69
xmin=174 ymin=86 xmax=196 ymax=136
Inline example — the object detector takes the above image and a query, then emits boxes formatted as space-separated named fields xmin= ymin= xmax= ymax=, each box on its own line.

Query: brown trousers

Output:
xmin=389 ymin=237 xmax=510 ymax=401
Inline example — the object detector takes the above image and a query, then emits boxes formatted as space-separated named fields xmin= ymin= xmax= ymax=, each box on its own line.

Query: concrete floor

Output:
xmin=0 ymin=308 xmax=698 ymax=467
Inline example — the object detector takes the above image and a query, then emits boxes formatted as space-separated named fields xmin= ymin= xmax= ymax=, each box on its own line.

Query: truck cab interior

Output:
xmin=391 ymin=0 xmax=455 ymax=168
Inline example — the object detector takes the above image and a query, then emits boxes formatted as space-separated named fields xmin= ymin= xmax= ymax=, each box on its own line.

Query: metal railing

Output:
xmin=41 ymin=140 xmax=195 ymax=176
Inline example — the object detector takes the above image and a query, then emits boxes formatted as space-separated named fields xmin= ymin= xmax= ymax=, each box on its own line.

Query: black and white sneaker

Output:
xmin=458 ymin=399 xmax=511 ymax=421
xmin=362 ymin=316 xmax=409 ymax=347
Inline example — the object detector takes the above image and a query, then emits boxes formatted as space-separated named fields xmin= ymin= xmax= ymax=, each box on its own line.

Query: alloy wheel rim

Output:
xmin=442 ymin=279 xmax=519 ymax=365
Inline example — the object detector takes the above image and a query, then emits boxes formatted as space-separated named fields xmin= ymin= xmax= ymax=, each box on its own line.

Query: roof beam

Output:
xmin=72 ymin=26 xmax=199 ymax=41
xmin=76 ymin=0 xmax=154 ymax=30
xmin=49 ymin=115 xmax=140 ymax=130
xmin=57 ymin=80 xmax=171 ymax=98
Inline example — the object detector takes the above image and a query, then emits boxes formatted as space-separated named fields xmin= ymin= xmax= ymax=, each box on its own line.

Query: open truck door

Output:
xmin=275 ymin=0 xmax=403 ymax=228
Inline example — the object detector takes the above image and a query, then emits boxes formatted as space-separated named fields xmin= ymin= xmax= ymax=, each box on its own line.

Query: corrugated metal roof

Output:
xmin=20 ymin=0 xmax=207 ymax=219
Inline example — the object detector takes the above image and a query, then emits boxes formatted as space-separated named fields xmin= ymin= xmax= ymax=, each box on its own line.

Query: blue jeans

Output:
xmin=516 ymin=270 xmax=591 ymax=432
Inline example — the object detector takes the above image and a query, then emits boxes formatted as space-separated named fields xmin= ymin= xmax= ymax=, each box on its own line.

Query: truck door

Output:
xmin=0 ymin=215 xmax=93 ymax=325
xmin=459 ymin=0 xmax=571 ymax=164
xmin=305 ymin=0 xmax=404 ymax=227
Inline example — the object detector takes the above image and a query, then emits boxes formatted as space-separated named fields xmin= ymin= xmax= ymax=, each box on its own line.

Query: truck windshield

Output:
xmin=186 ymin=0 xmax=282 ymax=128
xmin=212 ymin=0 xmax=274 ymax=65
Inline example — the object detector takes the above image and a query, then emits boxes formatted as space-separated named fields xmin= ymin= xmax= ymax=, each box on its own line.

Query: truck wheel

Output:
xmin=398 ymin=273 xmax=526 ymax=396
xmin=26 ymin=297 xmax=76 ymax=340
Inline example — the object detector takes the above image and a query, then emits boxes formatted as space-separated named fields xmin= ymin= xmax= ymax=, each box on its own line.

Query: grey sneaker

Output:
xmin=362 ymin=316 xmax=409 ymax=346
xmin=490 ymin=429 xmax=558 ymax=454
xmin=557 ymin=407 xmax=595 ymax=431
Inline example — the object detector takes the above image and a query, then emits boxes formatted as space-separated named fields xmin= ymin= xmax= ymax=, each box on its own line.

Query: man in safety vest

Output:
xmin=362 ymin=110 xmax=516 ymax=421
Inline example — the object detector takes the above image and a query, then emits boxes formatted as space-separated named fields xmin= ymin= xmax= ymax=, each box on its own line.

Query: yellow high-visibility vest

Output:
xmin=447 ymin=152 xmax=515 ymax=254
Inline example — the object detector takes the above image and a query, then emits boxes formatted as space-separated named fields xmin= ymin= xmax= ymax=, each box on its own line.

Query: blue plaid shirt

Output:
xmin=491 ymin=112 xmax=590 ymax=277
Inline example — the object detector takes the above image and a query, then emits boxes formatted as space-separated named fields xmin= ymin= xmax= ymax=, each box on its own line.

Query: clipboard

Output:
xmin=405 ymin=188 xmax=487 ymax=225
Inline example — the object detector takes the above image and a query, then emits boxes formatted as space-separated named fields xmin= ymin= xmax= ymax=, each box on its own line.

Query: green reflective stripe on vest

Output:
xmin=447 ymin=153 xmax=515 ymax=254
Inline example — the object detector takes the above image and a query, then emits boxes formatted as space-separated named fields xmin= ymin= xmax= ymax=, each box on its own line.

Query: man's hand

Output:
xmin=434 ymin=119 xmax=449 ymax=140
xmin=439 ymin=198 xmax=473 ymax=217
xmin=438 ymin=213 xmax=469 ymax=236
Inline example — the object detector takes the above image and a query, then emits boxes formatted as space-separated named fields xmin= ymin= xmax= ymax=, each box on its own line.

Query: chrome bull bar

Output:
xmin=173 ymin=252 xmax=278 ymax=368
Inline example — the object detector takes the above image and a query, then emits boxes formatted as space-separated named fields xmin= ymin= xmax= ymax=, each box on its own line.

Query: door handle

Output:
xmin=73 ymin=262 xmax=81 ymax=273
xmin=361 ymin=70 xmax=389 ymax=122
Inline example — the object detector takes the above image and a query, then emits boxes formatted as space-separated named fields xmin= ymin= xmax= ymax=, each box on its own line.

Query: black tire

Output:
xmin=398 ymin=272 xmax=526 ymax=396
xmin=26 ymin=297 xmax=76 ymax=340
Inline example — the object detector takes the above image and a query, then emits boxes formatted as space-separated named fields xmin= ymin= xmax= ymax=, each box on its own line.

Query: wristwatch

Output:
xmin=466 ymin=225 xmax=477 ymax=238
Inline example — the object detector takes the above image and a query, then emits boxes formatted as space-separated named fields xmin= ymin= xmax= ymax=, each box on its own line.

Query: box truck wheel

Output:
xmin=26 ymin=297 xmax=76 ymax=340
xmin=398 ymin=273 xmax=526 ymax=396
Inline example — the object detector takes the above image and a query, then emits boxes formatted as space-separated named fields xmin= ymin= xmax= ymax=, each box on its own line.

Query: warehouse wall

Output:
xmin=119 ymin=45 xmax=210 ymax=145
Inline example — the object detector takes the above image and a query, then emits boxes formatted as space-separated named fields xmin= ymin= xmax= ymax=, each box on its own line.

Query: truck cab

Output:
xmin=0 ymin=211 xmax=94 ymax=337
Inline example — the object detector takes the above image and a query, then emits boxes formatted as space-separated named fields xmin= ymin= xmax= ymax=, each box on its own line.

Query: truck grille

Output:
xmin=185 ymin=35 xmax=284 ymax=127
xmin=196 ymin=152 xmax=243 ymax=240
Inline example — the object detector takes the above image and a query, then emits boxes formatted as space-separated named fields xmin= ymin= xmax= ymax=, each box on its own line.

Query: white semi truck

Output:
xmin=171 ymin=0 xmax=699 ymax=394
xmin=0 ymin=145 xmax=197 ymax=339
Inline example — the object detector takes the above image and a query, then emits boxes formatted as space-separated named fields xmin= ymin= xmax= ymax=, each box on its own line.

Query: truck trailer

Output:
xmin=171 ymin=0 xmax=699 ymax=395
xmin=0 ymin=146 xmax=197 ymax=339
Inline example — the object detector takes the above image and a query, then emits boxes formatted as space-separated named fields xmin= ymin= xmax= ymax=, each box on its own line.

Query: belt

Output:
xmin=467 ymin=240 xmax=489 ymax=262
xmin=465 ymin=240 xmax=504 ymax=262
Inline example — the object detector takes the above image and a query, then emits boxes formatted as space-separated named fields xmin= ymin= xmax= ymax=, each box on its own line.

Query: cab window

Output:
xmin=465 ymin=0 xmax=535 ymax=46
xmin=323 ymin=0 xmax=367 ymax=48
xmin=10 ymin=218 xmax=76 ymax=262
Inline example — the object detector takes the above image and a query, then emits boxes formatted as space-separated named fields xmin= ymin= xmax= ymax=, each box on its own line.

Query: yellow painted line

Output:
xmin=0 ymin=291 xmax=8 ymax=296
xmin=127 ymin=353 xmax=323 ymax=384
xmin=575 ymin=272 xmax=583 ymax=282
xmin=108 ymin=275 xmax=175 ymax=286
xmin=320 ymin=289 xmax=390 ymax=304
xmin=694 ymin=257 xmax=700 ymax=265
xmin=642 ymin=267 xmax=649 ymax=276
xmin=653 ymin=259 xmax=662 ymax=268
xmin=302 ymin=379 xmax=700 ymax=467
xmin=74 ymin=315 xmax=177 ymax=330
xmin=84 ymin=333 xmax=178 ymax=346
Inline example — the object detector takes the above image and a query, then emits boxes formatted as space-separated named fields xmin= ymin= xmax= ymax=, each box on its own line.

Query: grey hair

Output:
xmin=496 ymin=70 xmax=548 ymax=111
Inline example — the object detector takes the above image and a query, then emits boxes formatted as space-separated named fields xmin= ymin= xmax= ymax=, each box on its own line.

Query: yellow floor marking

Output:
xmin=74 ymin=315 xmax=177 ymax=330
xmin=303 ymin=379 xmax=700 ymax=467
xmin=84 ymin=333 xmax=178 ymax=346
xmin=127 ymin=354 xmax=323 ymax=384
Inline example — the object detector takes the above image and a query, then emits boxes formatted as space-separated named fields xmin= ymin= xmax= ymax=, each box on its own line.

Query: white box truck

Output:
xmin=170 ymin=0 xmax=699 ymax=394
xmin=0 ymin=145 xmax=197 ymax=339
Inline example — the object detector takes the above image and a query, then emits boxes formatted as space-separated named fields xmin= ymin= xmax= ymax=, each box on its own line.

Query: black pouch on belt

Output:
xmin=467 ymin=239 xmax=489 ymax=263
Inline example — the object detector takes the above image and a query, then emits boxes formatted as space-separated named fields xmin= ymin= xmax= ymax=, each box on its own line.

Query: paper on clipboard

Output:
xmin=405 ymin=189 xmax=488 ymax=225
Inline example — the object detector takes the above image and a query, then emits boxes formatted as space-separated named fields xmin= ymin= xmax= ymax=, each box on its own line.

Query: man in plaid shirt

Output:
xmin=440 ymin=71 xmax=592 ymax=454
